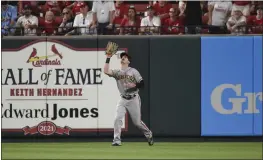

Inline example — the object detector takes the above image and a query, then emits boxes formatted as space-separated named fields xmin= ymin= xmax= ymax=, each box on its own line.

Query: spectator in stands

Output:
xmin=114 ymin=0 xmax=128 ymax=27
xmin=68 ymin=2 xmax=95 ymax=35
xmin=163 ymin=7 xmax=184 ymax=35
xmin=18 ymin=1 xmax=39 ymax=17
xmin=40 ymin=11 xmax=58 ymax=36
xmin=231 ymin=1 xmax=251 ymax=17
xmin=2 ymin=1 xmax=17 ymax=36
xmin=44 ymin=1 xmax=61 ymax=16
xmin=119 ymin=5 xmax=140 ymax=35
xmin=153 ymin=1 xmax=172 ymax=24
xmin=37 ymin=2 xmax=47 ymax=18
xmin=91 ymin=0 xmax=115 ymax=35
xmin=200 ymin=1 xmax=208 ymax=15
xmin=227 ymin=8 xmax=247 ymax=35
xmin=6 ymin=1 xmax=18 ymax=7
xmin=58 ymin=8 xmax=74 ymax=35
xmin=208 ymin=1 xmax=232 ymax=34
xmin=253 ymin=2 xmax=263 ymax=14
xmin=140 ymin=5 xmax=161 ymax=35
xmin=66 ymin=1 xmax=84 ymax=16
xmin=178 ymin=1 xmax=186 ymax=17
xmin=148 ymin=1 xmax=154 ymax=7
xmin=16 ymin=5 xmax=38 ymax=36
xmin=184 ymin=1 xmax=202 ymax=34
xmin=248 ymin=6 xmax=263 ymax=34
xmin=144 ymin=1 xmax=155 ymax=17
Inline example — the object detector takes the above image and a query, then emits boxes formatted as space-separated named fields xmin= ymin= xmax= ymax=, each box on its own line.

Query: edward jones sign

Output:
xmin=1 ymin=40 xmax=128 ymax=136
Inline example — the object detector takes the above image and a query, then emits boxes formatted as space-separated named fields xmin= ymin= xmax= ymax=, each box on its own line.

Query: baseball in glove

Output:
xmin=105 ymin=41 xmax=119 ymax=56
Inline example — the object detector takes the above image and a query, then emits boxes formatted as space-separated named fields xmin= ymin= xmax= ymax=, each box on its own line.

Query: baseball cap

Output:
xmin=24 ymin=4 xmax=32 ymax=10
xmin=120 ymin=52 xmax=132 ymax=62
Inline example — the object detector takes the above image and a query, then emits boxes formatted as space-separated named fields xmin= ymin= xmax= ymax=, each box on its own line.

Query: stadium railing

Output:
xmin=1 ymin=25 xmax=263 ymax=37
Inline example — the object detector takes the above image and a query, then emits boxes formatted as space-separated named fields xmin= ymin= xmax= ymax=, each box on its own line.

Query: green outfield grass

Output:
xmin=2 ymin=142 xmax=262 ymax=159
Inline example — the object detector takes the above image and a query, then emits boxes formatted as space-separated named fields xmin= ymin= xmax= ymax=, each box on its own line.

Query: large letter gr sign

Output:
xmin=201 ymin=36 xmax=262 ymax=136
xmin=211 ymin=84 xmax=262 ymax=115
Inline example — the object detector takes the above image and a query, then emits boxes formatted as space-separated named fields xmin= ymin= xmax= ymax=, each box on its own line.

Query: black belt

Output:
xmin=122 ymin=94 xmax=136 ymax=100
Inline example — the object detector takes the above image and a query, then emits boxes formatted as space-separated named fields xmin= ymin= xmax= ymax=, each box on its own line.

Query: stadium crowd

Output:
xmin=1 ymin=1 xmax=263 ymax=36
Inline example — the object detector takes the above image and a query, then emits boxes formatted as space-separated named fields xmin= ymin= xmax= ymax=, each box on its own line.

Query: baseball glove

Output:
xmin=105 ymin=41 xmax=119 ymax=56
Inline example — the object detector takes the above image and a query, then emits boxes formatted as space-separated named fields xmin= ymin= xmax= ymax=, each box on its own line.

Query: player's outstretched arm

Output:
xmin=103 ymin=54 xmax=114 ymax=76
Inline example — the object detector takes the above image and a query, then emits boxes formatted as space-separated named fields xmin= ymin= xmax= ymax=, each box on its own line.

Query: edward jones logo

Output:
xmin=26 ymin=44 xmax=62 ymax=67
xmin=2 ymin=103 xmax=99 ymax=135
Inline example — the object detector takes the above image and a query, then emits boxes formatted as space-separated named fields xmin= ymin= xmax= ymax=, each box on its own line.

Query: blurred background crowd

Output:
xmin=1 ymin=0 xmax=263 ymax=36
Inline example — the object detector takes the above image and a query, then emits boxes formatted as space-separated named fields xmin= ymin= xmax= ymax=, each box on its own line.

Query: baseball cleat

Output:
xmin=112 ymin=143 xmax=122 ymax=146
xmin=148 ymin=136 xmax=154 ymax=146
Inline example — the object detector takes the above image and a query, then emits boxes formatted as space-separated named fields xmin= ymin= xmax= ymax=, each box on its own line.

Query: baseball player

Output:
xmin=104 ymin=51 xmax=154 ymax=146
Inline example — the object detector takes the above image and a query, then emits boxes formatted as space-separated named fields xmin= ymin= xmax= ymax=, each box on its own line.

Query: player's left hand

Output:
xmin=105 ymin=41 xmax=119 ymax=56
xmin=124 ymin=83 xmax=136 ymax=88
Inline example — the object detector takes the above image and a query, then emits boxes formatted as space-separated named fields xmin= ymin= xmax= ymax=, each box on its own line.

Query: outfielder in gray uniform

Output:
xmin=104 ymin=52 xmax=154 ymax=146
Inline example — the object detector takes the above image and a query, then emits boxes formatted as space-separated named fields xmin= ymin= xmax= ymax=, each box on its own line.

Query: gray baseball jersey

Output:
xmin=108 ymin=67 xmax=152 ymax=144
xmin=110 ymin=67 xmax=142 ymax=96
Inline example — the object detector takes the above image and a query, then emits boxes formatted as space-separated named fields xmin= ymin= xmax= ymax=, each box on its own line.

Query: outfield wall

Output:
xmin=1 ymin=35 xmax=262 ymax=139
